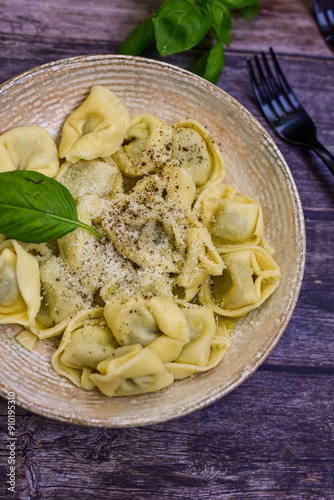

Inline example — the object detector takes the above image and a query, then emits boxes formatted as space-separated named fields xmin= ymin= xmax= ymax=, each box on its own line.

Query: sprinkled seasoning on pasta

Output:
xmin=0 ymin=85 xmax=281 ymax=397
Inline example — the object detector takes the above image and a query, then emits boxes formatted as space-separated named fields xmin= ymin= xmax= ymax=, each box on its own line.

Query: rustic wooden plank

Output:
xmin=0 ymin=371 xmax=333 ymax=499
xmin=0 ymin=0 xmax=331 ymax=58
xmin=0 ymin=35 xmax=120 ymax=84
xmin=231 ymin=0 xmax=334 ymax=57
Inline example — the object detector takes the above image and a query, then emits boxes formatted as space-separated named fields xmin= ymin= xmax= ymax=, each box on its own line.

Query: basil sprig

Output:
xmin=153 ymin=0 xmax=211 ymax=57
xmin=0 ymin=170 xmax=101 ymax=243
xmin=118 ymin=0 xmax=261 ymax=84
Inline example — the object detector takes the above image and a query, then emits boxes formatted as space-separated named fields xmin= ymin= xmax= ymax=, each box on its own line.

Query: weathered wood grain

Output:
xmin=0 ymin=371 xmax=333 ymax=499
xmin=0 ymin=0 xmax=333 ymax=499
xmin=0 ymin=0 xmax=331 ymax=58
xmin=0 ymin=0 xmax=332 ymax=89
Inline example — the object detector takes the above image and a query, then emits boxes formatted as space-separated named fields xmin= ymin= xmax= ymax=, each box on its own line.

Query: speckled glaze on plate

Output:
xmin=0 ymin=55 xmax=306 ymax=427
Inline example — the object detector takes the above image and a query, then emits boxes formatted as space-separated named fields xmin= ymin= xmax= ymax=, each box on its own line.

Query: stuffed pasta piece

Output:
xmin=0 ymin=240 xmax=40 ymax=326
xmin=171 ymin=119 xmax=225 ymax=189
xmin=101 ymin=191 xmax=191 ymax=273
xmin=90 ymin=344 xmax=174 ymax=397
xmin=0 ymin=126 xmax=59 ymax=177
xmin=176 ymin=226 xmax=225 ymax=301
xmin=112 ymin=114 xmax=173 ymax=177
xmin=194 ymin=183 xmax=264 ymax=250
xmin=104 ymin=294 xmax=190 ymax=363
xmin=39 ymin=255 xmax=93 ymax=325
xmin=56 ymin=157 xmax=123 ymax=202
xmin=165 ymin=306 xmax=232 ymax=380
xmin=57 ymin=196 xmax=133 ymax=297
xmin=131 ymin=160 xmax=196 ymax=212
xmin=52 ymin=304 xmax=175 ymax=396
xmin=52 ymin=308 xmax=117 ymax=391
xmin=199 ymin=246 xmax=281 ymax=317
xmin=101 ymin=294 xmax=232 ymax=392
xmin=59 ymin=86 xmax=130 ymax=163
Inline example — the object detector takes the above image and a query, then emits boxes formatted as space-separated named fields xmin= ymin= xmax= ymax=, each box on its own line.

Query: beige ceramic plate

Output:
xmin=0 ymin=55 xmax=305 ymax=427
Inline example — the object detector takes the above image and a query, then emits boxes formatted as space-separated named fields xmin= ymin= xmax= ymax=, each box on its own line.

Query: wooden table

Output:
xmin=0 ymin=1 xmax=333 ymax=498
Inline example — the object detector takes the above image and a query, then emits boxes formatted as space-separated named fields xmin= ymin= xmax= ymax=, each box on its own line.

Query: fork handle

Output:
xmin=308 ymin=138 xmax=334 ymax=176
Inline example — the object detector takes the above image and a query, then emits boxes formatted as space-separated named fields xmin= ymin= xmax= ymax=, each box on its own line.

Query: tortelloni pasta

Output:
xmin=55 ymin=158 xmax=123 ymax=202
xmin=171 ymin=119 xmax=225 ymax=189
xmin=198 ymin=246 xmax=281 ymax=317
xmin=104 ymin=294 xmax=191 ymax=359
xmin=112 ymin=114 xmax=173 ymax=177
xmin=52 ymin=308 xmax=117 ymax=391
xmin=131 ymin=160 xmax=196 ymax=211
xmin=0 ymin=240 xmax=40 ymax=326
xmin=0 ymin=126 xmax=59 ymax=177
xmin=1 ymin=86 xmax=281 ymax=398
xmin=194 ymin=183 xmax=264 ymax=251
xmin=59 ymin=85 xmax=130 ymax=163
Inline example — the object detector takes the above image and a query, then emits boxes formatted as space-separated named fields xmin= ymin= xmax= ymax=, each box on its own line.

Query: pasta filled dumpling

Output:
xmin=104 ymin=294 xmax=190 ymax=362
xmin=0 ymin=126 xmax=59 ymax=177
xmin=176 ymin=226 xmax=225 ymax=301
xmin=199 ymin=246 xmax=281 ymax=317
xmin=39 ymin=256 xmax=93 ymax=324
xmin=194 ymin=183 xmax=264 ymax=250
xmin=52 ymin=307 xmax=174 ymax=396
xmin=52 ymin=308 xmax=117 ymax=391
xmin=58 ymin=158 xmax=123 ymax=202
xmin=60 ymin=325 xmax=116 ymax=370
xmin=105 ymin=294 xmax=162 ymax=347
xmin=171 ymin=119 xmax=225 ymax=188
xmin=132 ymin=160 xmax=196 ymax=211
xmin=101 ymin=192 xmax=190 ymax=273
xmin=166 ymin=307 xmax=232 ymax=379
xmin=112 ymin=114 xmax=173 ymax=177
xmin=59 ymin=86 xmax=130 ymax=163
xmin=90 ymin=344 xmax=174 ymax=397
xmin=0 ymin=240 xmax=40 ymax=326
xmin=58 ymin=196 xmax=135 ymax=297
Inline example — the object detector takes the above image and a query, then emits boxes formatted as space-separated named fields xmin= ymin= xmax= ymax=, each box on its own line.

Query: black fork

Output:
xmin=247 ymin=48 xmax=334 ymax=176
xmin=313 ymin=0 xmax=334 ymax=51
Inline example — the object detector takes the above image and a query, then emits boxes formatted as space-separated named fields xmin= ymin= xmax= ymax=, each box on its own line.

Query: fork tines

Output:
xmin=313 ymin=0 xmax=334 ymax=49
xmin=247 ymin=48 xmax=334 ymax=176
xmin=246 ymin=48 xmax=300 ymax=127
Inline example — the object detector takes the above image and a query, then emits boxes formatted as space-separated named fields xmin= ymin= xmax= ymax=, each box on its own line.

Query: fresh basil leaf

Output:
xmin=0 ymin=170 xmax=101 ymax=243
xmin=204 ymin=1 xmax=232 ymax=46
xmin=220 ymin=0 xmax=260 ymax=8
xmin=153 ymin=0 xmax=211 ymax=56
xmin=118 ymin=18 xmax=155 ymax=56
xmin=238 ymin=1 xmax=261 ymax=20
xmin=219 ymin=7 xmax=232 ymax=46
xmin=192 ymin=41 xmax=225 ymax=83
